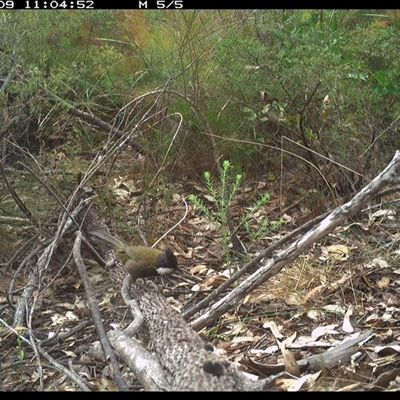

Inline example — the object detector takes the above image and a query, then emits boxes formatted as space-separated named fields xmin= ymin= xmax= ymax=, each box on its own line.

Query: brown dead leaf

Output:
xmin=302 ymin=285 xmax=325 ymax=303
xmin=287 ymin=371 xmax=322 ymax=391
xmin=190 ymin=264 xmax=208 ymax=274
xmin=369 ymin=258 xmax=389 ymax=269
xmin=200 ymin=274 xmax=227 ymax=290
xmin=280 ymin=345 xmax=300 ymax=376
xmin=232 ymin=336 xmax=254 ymax=344
xmin=377 ymin=276 xmax=390 ymax=289
xmin=263 ymin=320 xmax=284 ymax=339
xmin=243 ymin=291 xmax=277 ymax=304
xmin=73 ymin=281 xmax=81 ymax=290
xmin=278 ymin=333 xmax=300 ymax=377
xmin=320 ymin=244 xmax=350 ymax=261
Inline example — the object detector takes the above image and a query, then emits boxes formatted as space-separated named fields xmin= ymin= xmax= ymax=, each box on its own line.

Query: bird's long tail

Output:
xmin=89 ymin=230 xmax=126 ymax=249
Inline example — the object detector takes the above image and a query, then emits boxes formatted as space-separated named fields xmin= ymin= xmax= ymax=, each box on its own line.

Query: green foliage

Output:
xmin=16 ymin=331 xmax=24 ymax=363
xmin=2 ymin=9 xmax=400 ymax=189
xmin=240 ymin=194 xmax=283 ymax=251
xmin=203 ymin=10 xmax=400 ymax=178
xmin=0 ymin=10 xmax=141 ymax=157
xmin=188 ymin=160 xmax=280 ymax=267
xmin=16 ymin=330 xmax=25 ymax=386
xmin=372 ymin=70 xmax=399 ymax=96
xmin=188 ymin=160 xmax=240 ymax=265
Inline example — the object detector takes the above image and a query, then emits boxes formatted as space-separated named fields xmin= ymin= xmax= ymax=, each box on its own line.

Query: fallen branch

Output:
xmin=191 ymin=150 xmax=400 ymax=330
xmin=73 ymin=231 xmax=130 ymax=392
xmin=130 ymin=281 xmax=282 ymax=391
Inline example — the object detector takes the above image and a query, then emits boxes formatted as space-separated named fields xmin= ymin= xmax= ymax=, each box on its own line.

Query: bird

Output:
xmin=89 ymin=230 xmax=179 ymax=281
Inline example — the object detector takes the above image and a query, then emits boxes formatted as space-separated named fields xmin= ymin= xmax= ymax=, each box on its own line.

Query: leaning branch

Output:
xmin=191 ymin=150 xmax=400 ymax=330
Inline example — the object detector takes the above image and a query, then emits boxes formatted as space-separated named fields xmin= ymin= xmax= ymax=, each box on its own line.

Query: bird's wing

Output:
xmin=124 ymin=245 xmax=145 ymax=263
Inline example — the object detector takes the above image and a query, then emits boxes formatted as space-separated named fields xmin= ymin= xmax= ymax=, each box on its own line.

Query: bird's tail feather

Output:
xmin=89 ymin=230 xmax=126 ymax=249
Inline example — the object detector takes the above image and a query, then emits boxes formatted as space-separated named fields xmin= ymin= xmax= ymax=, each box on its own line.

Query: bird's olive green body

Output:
xmin=89 ymin=230 xmax=178 ymax=280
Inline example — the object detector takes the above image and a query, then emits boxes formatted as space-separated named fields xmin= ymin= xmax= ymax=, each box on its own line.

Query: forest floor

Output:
xmin=1 ymin=150 xmax=400 ymax=391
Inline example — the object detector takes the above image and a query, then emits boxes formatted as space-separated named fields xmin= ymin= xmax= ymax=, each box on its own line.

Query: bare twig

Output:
xmin=37 ymin=344 xmax=92 ymax=392
xmin=153 ymin=196 xmax=188 ymax=248
xmin=73 ymin=231 xmax=130 ymax=392
xmin=3 ymin=233 xmax=40 ymax=275
xmin=0 ymin=318 xmax=92 ymax=391
xmin=148 ymin=112 xmax=183 ymax=188
xmin=1 ymin=143 xmax=35 ymax=224
xmin=18 ymin=161 xmax=81 ymax=230
xmin=298 ymin=80 xmax=321 ymax=167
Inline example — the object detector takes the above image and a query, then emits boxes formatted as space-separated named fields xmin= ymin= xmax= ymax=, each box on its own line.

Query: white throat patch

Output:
xmin=157 ymin=267 xmax=174 ymax=275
